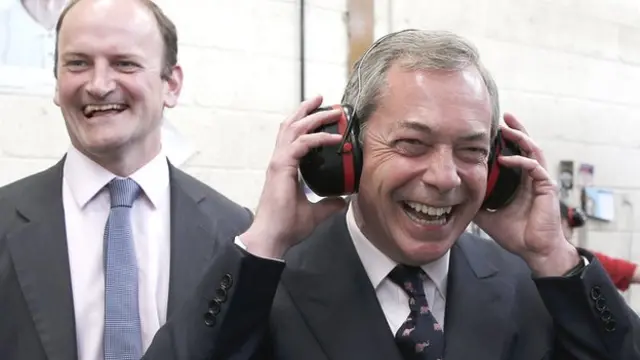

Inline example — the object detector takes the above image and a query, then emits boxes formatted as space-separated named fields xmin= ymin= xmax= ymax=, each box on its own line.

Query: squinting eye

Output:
xmin=396 ymin=139 xmax=427 ymax=156
xmin=114 ymin=61 xmax=139 ymax=71
xmin=65 ymin=60 xmax=87 ymax=67
xmin=400 ymin=139 xmax=421 ymax=145
xmin=460 ymin=147 xmax=490 ymax=163
xmin=64 ymin=60 xmax=89 ymax=71
xmin=467 ymin=147 xmax=489 ymax=156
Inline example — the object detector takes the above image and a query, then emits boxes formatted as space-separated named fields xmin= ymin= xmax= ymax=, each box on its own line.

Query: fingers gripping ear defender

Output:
xmin=481 ymin=130 xmax=523 ymax=211
xmin=299 ymin=105 xmax=522 ymax=211
xmin=299 ymin=105 xmax=363 ymax=197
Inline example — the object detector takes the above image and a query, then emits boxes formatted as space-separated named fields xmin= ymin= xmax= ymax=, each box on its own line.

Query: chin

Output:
xmin=79 ymin=135 xmax=131 ymax=155
xmin=394 ymin=236 xmax=454 ymax=265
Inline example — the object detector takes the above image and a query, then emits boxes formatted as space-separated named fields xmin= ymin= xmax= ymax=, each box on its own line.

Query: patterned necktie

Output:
xmin=388 ymin=265 xmax=445 ymax=360
xmin=103 ymin=178 xmax=143 ymax=360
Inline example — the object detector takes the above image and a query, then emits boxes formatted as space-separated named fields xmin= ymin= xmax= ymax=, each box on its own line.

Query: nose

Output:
xmin=85 ymin=62 xmax=116 ymax=98
xmin=420 ymin=146 xmax=462 ymax=193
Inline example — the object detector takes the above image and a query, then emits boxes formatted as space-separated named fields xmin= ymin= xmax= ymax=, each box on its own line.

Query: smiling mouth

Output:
xmin=401 ymin=201 xmax=455 ymax=226
xmin=83 ymin=104 xmax=128 ymax=118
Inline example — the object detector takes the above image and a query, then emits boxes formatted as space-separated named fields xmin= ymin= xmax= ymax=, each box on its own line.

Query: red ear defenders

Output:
xmin=566 ymin=205 xmax=587 ymax=228
xmin=299 ymin=105 xmax=523 ymax=211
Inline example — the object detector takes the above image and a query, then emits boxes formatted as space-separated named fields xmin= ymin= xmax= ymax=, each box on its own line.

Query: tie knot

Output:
xmin=107 ymin=178 xmax=141 ymax=208
xmin=388 ymin=265 xmax=428 ymax=297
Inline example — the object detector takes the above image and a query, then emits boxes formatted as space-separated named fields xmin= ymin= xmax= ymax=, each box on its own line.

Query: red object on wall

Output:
xmin=594 ymin=252 xmax=638 ymax=291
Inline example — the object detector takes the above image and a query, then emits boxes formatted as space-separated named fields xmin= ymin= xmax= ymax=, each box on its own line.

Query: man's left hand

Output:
xmin=474 ymin=113 xmax=581 ymax=277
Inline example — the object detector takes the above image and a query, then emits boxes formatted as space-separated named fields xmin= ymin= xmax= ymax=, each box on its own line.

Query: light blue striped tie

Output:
xmin=104 ymin=178 xmax=143 ymax=360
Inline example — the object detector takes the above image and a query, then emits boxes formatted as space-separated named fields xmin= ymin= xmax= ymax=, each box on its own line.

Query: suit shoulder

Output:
xmin=282 ymin=211 xmax=349 ymax=268
xmin=170 ymin=167 xmax=253 ymax=227
xmin=457 ymin=232 xmax=532 ymax=275
xmin=0 ymin=171 xmax=46 ymax=201
xmin=0 ymin=159 xmax=64 ymax=206
xmin=0 ymin=164 xmax=62 ymax=238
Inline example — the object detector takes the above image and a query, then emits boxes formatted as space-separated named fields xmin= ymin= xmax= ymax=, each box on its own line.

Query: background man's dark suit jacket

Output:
xmin=263 ymin=211 xmax=640 ymax=360
xmin=0 ymin=158 xmax=284 ymax=360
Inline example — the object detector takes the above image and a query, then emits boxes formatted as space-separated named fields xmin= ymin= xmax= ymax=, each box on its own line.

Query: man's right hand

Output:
xmin=240 ymin=95 xmax=349 ymax=259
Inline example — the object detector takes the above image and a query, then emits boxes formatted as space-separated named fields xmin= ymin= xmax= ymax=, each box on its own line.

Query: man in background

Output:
xmin=0 ymin=0 xmax=285 ymax=359
xmin=561 ymin=200 xmax=640 ymax=292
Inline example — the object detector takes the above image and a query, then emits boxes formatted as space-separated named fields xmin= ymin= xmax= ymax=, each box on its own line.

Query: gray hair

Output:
xmin=341 ymin=29 xmax=500 ymax=142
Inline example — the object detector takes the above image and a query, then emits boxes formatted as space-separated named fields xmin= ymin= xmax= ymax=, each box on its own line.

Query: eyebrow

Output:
xmin=60 ymin=52 xmax=88 ymax=59
xmin=60 ymin=51 xmax=144 ymax=61
xmin=394 ymin=120 xmax=489 ymax=142
xmin=395 ymin=120 xmax=432 ymax=134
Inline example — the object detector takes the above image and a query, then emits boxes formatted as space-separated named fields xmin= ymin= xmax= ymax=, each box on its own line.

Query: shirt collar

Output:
xmin=345 ymin=201 xmax=450 ymax=299
xmin=63 ymin=145 xmax=170 ymax=209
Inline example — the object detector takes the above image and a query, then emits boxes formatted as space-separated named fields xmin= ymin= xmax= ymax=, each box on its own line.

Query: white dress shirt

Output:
xmin=63 ymin=146 xmax=171 ymax=360
xmin=345 ymin=203 xmax=449 ymax=334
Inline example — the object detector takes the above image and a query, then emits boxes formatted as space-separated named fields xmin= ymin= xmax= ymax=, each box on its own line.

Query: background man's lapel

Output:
xmin=6 ymin=158 xmax=78 ymax=360
xmin=165 ymin=164 xmax=220 ymax=316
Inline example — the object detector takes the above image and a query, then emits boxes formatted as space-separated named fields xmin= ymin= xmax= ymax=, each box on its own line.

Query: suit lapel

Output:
xmin=6 ymin=159 xmax=78 ymax=360
xmin=166 ymin=165 xmax=219 ymax=316
xmin=282 ymin=213 xmax=403 ymax=360
xmin=443 ymin=234 xmax=516 ymax=360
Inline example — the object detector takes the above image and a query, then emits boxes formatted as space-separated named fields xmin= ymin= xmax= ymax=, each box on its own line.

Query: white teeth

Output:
xmin=406 ymin=212 xmax=447 ymax=226
xmin=404 ymin=201 xmax=452 ymax=216
xmin=83 ymin=104 xmax=126 ymax=116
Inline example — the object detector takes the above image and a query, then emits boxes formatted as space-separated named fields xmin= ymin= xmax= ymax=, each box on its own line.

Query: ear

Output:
xmin=163 ymin=65 xmax=183 ymax=108
xmin=53 ymin=84 xmax=60 ymax=107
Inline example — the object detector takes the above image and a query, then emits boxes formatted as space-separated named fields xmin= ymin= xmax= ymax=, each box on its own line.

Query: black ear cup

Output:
xmin=481 ymin=130 xmax=523 ymax=211
xmin=299 ymin=105 xmax=363 ymax=197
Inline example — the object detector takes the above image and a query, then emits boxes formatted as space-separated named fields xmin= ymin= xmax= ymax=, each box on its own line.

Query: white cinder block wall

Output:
xmin=1 ymin=0 xmax=640 ymax=308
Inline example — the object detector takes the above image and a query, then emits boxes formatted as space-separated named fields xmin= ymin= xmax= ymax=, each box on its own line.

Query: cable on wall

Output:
xmin=299 ymin=0 xmax=306 ymax=102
